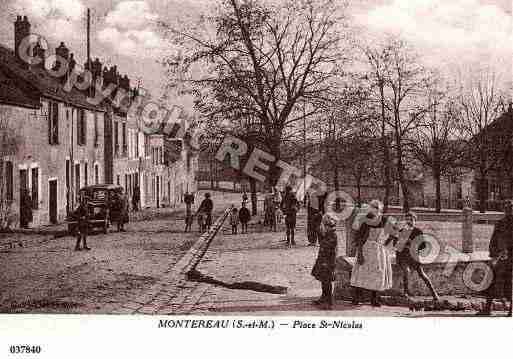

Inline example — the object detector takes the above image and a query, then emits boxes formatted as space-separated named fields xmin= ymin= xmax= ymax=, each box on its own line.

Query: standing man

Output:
xmin=386 ymin=212 xmax=440 ymax=302
xmin=478 ymin=199 xmax=513 ymax=316
xmin=281 ymin=186 xmax=299 ymax=246
xmin=198 ymin=193 xmax=213 ymax=230
xmin=74 ymin=196 xmax=91 ymax=251
xmin=132 ymin=185 xmax=140 ymax=212
xmin=115 ymin=189 xmax=129 ymax=232
xmin=20 ymin=189 xmax=33 ymax=228
xmin=242 ymin=190 xmax=248 ymax=206
xmin=184 ymin=191 xmax=194 ymax=233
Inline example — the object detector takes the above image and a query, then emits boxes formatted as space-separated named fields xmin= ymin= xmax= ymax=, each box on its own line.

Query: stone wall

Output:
xmin=334 ymin=251 xmax=493 ymax=300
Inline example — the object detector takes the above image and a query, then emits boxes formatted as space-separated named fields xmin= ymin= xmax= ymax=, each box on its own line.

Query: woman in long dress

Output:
xmin=350 ymin=200 xmax=393 ymax=307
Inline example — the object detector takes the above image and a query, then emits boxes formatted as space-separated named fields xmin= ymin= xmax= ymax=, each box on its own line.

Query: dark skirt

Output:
xmin=311 ymin=244 xmax=337 ymax=282
xmin=487 ymin=259 xmax=512 ymax=300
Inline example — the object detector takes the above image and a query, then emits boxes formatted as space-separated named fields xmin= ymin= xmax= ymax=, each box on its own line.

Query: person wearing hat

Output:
xmin=350 ymin=199 xmax=393 ymax=307
xmin=281 ymin=185 xmax=300 ymax=245
xmin=311 ymin=213 xmax=338 ymax=307
xmin=74 ymin=195 xmax=91 ymax=251
xmin=478 ymin=199 xmax=513 ymax=316
xmin=197 ymin=192 xmax=213 ymax=230
xmin=385 ymin=211 xmax=440 ymax=302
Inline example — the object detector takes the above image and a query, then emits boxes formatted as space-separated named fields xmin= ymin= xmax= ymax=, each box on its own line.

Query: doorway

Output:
xmin=49 ymin=180 xmax=58 ymax=224
xmin=19 ymin=169 xmax=28 ymax=227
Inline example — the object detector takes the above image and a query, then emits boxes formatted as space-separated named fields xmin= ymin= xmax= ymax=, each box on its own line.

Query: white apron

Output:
xmin=350 ymin=226 xmax=393 ymax=291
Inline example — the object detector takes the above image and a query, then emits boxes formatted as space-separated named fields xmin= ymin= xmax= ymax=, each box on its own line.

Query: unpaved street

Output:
xmin=0 ymin=209 xmax=205 ymax=314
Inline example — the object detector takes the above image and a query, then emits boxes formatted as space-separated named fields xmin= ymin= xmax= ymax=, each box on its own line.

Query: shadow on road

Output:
xmin=187 ymin=269 xmax=287 ymax=295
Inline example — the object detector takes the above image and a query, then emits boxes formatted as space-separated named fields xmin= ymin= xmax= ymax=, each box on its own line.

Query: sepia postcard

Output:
xmin=0 ymin=0 xmax=512 ymax=356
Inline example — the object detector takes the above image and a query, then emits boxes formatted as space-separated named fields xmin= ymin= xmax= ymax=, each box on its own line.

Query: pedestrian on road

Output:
xmin=116 ymin=189 xmax=129 ymax=232
xmin=239 ymin=202 xmax=251 ymax=234
xmin=307 ymin=195 xmax=322 ymax=246
xmin=184 ymin=191 xmax=195 ymax=233
xmin=20 ymin=189 xmax=33 ymax=228
xmin=281 ymin=186 xmax=299 ymax=245
xmin=197 ymin=193 xmax=213 ymax=230
xmin=477 ymin=199 xmax=513 ymax=316
xmin=242 ymin=190 xmax=248 ymax=206
xmin=385 ymin=212 xmax=440 ymax=302
xmin=132 ymin=185 xmax=140 ymax=212
xmin=229 ymin=206 xmax=239 ymax=235
xmin=350 ymin=199 xmax=393 ymax=307
xmin=311 ymin=213 xmax=338 ymax=308
xmin=197 ymin=211 xmax=206 ymax=232
xmin=74 ymin=196 xmax=91 ymax=251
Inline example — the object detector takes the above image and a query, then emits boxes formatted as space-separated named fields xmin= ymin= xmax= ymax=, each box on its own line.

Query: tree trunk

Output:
xmin=333 ymin=163 xmax=340 ymax=211
xmin=249 ymin=177 xmax=257 ymax=216
xmin=478 ymin=173 xmax=487 ymax=213
xmin=395 ymin=142 xmax=410 ymax=213
xmin=267 ymin=139 xmax=282 ymax=187
xmin=356 ymin=177 xmax=362 ymax=206
xmin=379 ymin=84 xmax=391 ymax=211
xmin=434 ymin=168 xmax=442 ymax=213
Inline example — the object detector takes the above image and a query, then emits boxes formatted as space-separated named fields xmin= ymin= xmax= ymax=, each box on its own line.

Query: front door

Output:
xmin=19 ymin=169 xmax=28 ymax=227
xmin=49 ymin=180 xmax=58 ymax=224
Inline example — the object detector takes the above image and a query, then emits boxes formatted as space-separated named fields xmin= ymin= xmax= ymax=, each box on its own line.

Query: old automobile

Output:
xmin=67 ymin=184 xmax=125 ymax=234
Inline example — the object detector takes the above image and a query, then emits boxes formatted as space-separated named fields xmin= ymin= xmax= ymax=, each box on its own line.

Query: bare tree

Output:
xmin=454 ymin=68 xmax=509 ymax=212
xmin=373 ymin=38 xmax=432 ymax=212
xmin=411 ymin=80 xmax=462 ymax=212
xmin=164 ymin=0 xmax=349 ymax=185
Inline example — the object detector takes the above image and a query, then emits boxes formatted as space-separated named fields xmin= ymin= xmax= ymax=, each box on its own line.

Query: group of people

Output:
xmin=229 ymin=202 xmax=251 ymax=234
xmin=311 ymin=198 xmax=513 ymax=315
xmin=263 ymin=188 xmax=284 ymax=232
xmin=184 ymin=192 xmax=214 ymax=233
xmin=73 ymin=189 xmax=130 ymax=251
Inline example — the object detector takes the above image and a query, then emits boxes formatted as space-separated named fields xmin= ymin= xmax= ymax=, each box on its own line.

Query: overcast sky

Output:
xmin=0 ymin=0 xmax=511 ymax=104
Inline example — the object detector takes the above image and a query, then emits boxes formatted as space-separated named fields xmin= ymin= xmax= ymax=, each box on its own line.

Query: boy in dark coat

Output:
xmin=281 ymin=186 xmax=299 ymax=245
xmin=312 ymin=213 xmax=338 ymax=307
xmin=238 ymin=203 xmax=251 ymax=234
xmin=74 ymin=197 xmax=91 ymax=251
xmin=385 ymin=211 xmax=440 ymax=302
xmin=197 ymin=193 xmax=213 ymax=229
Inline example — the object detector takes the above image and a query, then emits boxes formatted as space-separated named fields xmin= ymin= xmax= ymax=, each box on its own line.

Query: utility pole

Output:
xmin=303 ymin=101 xmax=307 ymax=206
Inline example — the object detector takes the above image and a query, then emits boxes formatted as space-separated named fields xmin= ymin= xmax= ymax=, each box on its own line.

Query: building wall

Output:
xmin=0 ymin=100 xmax=104 ymax=227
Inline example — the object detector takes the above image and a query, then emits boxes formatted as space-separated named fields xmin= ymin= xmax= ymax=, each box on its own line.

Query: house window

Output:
xmin=31 ymin=167 xmax=39 ymax=209
xmin=5 ymin=161 xmax=13 ymax=201
xmin=84 ymin=163 xmax=88 ymax=187
xmin=48 ymin=101 xmax=59 ymax=145
xmin=77 ymin=109 xmax=86 ymax=146
xmin=114 ymin=122 xmax=119 ymax=155
xmin=75 ymin=164 xmax=80 ymax=196
xmin=116 ymin=175 xmax=120 ymax=186
xmin=122 ymin=122 xmax=127 ymax=155
xmin=125 ymin=174 xmax=128 ymax=192
xmin=94 ymin=113 xmax=99 ymax=147
xmin=94 ymin=164 xmax=99 ymax=184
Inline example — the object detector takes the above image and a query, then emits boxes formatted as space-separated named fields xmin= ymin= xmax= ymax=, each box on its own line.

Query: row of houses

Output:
xmin=0 ymin=15 xmax=197 ymax=228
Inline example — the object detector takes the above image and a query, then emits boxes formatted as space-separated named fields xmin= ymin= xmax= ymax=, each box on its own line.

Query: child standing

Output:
xmin=229 ymin=206 xmax=239 ymax=234
xmin=239 ymin=203 xmax=251 ymax=234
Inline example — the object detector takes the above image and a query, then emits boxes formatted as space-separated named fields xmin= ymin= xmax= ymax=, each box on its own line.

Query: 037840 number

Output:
xmin=9 ymin=345 xmax=41 ymax=354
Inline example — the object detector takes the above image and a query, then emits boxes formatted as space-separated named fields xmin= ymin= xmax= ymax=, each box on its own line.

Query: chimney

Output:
xmin=33 ymin=41 xmax=45 ymax=67
xmin=14 ymin=15 xmax=31 ymax=61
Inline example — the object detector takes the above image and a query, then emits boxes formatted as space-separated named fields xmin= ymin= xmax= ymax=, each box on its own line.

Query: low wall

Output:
xmin=334 ymin=251 xmax=492 ymax=300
